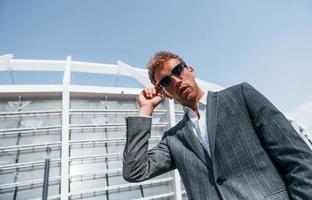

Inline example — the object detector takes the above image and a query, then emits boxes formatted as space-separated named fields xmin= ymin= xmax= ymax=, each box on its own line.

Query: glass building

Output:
xmin=0 ymin=54 xmax=310 ymax=200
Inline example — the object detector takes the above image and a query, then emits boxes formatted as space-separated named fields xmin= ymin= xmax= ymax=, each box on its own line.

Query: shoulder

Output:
xmin=218 ymin=82 xmax=252 ymax=95
xmin=215 ymin=83 xmax=254 ymax=114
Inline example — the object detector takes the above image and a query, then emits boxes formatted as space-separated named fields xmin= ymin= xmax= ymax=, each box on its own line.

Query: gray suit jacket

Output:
xmin=123 ymin=82 xmax=312 ymax=200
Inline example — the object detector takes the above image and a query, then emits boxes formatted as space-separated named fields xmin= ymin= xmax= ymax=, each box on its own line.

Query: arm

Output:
xmin=241 ymin=82 xmax=312 ymax=199
xmin=123 ymin=87 xmax=175 ymax=182
xmin=123 ymin=116 xmax=175 ymax=182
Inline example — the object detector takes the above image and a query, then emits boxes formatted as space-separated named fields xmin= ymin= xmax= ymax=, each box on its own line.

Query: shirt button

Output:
xmin=216 ymin=177 xmax=227 ymax=185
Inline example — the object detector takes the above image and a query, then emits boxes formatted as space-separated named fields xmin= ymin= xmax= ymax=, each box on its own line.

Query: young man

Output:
xmin=123 ymin=51 xmax=312 ymax=200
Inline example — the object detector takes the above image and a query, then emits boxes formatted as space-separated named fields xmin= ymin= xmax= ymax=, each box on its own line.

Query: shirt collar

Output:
xmin=199 ymin=92 xmax=207 ymax=105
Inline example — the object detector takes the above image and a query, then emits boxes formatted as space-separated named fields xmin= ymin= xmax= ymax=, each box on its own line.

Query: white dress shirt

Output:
xmin=183 ymin=93 xmax=210 ymax=156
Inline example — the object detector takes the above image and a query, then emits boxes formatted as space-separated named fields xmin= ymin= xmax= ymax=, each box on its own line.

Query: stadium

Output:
xmin=0 ymin=54 xmax=310 ymax=200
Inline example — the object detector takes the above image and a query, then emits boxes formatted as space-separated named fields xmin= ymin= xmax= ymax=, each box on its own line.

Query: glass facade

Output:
xmin=0 ymin=98 xmax=62 ymax=200
xmin=0 ymin=94 xmax=185 ymax=200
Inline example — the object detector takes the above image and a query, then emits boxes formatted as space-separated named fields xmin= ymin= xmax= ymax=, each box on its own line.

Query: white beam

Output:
xmin=195 ymin=78 xmax=224 ymax=92
xmin=0 ymin=84 xmax=63 ymax=93
xmin=0 ymin=55 xmax=225 ymax=93
xmin=0 ymin=59 xmax=66 ymax=71
xmin=117 ymin=60 xmax=152 ymax=88
xmin=70 ymin=85 xmax=141 ymax=95
xmin=0 ymin=54 xmax=13 ymax=70
xmin=61 ymin=56 xmax=71 ymax=200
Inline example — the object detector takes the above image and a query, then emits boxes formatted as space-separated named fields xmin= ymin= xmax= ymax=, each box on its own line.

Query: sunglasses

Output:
xmin=156 ymin=62 xmax=187 ymax=90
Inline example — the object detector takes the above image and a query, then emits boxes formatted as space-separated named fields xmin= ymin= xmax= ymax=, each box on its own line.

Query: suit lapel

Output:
xmin=207 ymin=91 xmax=218 ymax=162
xmin=181 ymin=113 xmax=212 ymax=169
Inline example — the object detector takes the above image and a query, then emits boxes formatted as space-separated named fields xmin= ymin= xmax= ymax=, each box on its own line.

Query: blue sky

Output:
xmin=0 ymin=0 xmax=311 ymax=128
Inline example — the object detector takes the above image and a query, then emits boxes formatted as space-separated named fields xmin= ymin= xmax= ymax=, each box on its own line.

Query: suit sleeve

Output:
xmin=123 ymin=116 xmax=175 ymax=182
xmin=241 ymin=82 xmax=312 ymax=199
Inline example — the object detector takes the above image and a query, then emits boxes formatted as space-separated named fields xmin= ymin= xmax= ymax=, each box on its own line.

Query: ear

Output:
xmin=188 ymin=66 xmax=195 ymax=72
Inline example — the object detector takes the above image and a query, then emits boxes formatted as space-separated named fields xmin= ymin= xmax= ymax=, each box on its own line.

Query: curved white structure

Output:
xmin=0 ymin=54 xmax=310 ymax=200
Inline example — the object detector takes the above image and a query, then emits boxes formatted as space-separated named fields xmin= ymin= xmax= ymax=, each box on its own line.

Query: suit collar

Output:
xmin=207 ymin=91 xmax=218 ymax=162
xmin=181 ymin=114 xmax=212 ymax=169
xmin=181 ymin=92 xmax=212 ymax=168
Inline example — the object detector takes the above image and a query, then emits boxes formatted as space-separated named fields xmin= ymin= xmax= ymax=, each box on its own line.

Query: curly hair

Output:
xmin=147 ymin=51 xmax=185 ymax=84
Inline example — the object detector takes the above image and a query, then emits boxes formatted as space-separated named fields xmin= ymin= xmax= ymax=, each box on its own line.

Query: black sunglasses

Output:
xmin=156 ymin=62 xmax=187 ymax=90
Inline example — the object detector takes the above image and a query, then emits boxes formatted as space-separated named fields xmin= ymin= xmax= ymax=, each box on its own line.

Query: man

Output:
xmin=123 ymin=51 xmax=312 ymax=199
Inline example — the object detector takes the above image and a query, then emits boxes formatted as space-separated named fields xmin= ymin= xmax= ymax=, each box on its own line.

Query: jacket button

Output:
xmin=216 ymin=177 xmax=227 ymax=185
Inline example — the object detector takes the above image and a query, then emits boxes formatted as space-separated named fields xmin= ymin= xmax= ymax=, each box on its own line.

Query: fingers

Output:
xmin=142 ymin=88 xmax=157 ymax=99
xmin=154 ymin=93 xmax=165 ymax=103
xmin=138 ymin=88 xmax=165 ymax=111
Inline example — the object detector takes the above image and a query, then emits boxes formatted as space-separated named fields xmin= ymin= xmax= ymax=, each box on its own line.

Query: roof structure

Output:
xmin=0 ymin=53 xmax=311 ymax=200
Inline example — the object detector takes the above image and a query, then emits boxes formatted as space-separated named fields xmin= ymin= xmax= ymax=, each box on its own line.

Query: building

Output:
xmin=0 ymin=54 xmax=310 ymax=200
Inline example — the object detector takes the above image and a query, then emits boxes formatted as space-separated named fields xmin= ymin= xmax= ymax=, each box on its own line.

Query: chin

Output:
xmin=181 ymin=94 xmax=195 ymax=104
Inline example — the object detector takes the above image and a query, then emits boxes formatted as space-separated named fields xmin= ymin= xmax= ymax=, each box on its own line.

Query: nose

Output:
xmin=170 ymin=75 xmax=182 ymax=87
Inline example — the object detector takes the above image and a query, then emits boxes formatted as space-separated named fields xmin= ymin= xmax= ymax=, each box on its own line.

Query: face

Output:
xmin=154 ymin=58 xmax=199 ymax=107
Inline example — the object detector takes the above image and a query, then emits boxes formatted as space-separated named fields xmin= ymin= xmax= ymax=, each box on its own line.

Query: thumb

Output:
xmin=152 ymin=92 xmax=165 ymax=105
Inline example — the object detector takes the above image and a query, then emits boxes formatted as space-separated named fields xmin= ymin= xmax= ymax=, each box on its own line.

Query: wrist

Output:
xmin=138 ymin=106 xmax=153 ymax=116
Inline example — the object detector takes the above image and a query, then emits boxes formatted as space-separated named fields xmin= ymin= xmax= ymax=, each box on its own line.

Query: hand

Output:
xmin=138 ymin=87 xmax=164 ymax=116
